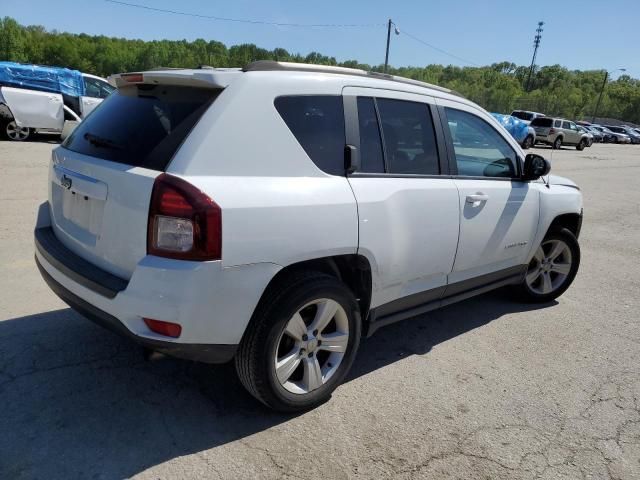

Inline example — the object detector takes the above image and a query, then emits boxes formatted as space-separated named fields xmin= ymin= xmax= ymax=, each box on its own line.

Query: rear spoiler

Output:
xmin=108 ymin=68 xmax=242 ymax=89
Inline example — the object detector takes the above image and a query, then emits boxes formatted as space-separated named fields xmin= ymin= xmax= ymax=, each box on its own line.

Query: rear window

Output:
xmin=511 ymin=111 xmax=533 ymax=121
xmin=274 ymin=95 xmax=345 ymax=176
xmin=63 ymin=85 xmax=217 ymax=170
xmin=531 ymin=117 xmax=553 ymax=127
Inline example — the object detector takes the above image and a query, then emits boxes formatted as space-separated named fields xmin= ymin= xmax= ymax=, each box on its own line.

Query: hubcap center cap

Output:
xmin=306 ymin=338 xmax=318 ymax=352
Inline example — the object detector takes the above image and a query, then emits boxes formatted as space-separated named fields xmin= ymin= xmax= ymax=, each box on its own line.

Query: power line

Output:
xmin=104 ymin=0 xmax=385 ymax=28
xmin=399 ymin=29 xmax=480 ymax=67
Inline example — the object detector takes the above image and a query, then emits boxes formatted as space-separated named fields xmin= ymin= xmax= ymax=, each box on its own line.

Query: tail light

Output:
xmin=147 ymin=173 xmax=221 ymax=260
xmin=549 ymin=128 xmax=556 ymax=135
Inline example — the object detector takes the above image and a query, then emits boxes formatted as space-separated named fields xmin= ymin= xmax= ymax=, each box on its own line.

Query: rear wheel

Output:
xmin=235 ymin=272 xmax=362 ymax=412
xmin=513 ymin=228 xmax=580 ymax=303
xmin=553 ymin=137 xmax=562 ymax=149
xmin=576 ymin=139 xmax=586 ymax=151
xmin=4 ymin=120 xmax=31 ymax=141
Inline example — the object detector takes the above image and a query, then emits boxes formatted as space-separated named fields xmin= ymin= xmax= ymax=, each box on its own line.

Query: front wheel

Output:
xmin=513 ymin=228 xmax=580 ymax=303
xmin=235 ymin=272 xmax=362 ymax=412
xmin=576 ymin=139 xmax=586 ymax=151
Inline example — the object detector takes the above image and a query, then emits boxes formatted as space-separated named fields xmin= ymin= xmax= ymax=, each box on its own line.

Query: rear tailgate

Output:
xmin=49 ymin=81 xmax=221 ymax=280
xmin=531 ymin=118 xmax=554 ymax=138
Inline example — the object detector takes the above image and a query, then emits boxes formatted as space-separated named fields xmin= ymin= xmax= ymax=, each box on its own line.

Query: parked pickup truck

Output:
xmin=0 ymin=62 xmax=114 ymax=141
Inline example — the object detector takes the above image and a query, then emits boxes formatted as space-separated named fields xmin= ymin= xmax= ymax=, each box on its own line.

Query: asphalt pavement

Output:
xmin=1 ymin=140 xmax=639 ymax=479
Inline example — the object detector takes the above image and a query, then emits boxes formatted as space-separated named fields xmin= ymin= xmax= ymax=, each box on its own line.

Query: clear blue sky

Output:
xmin=3 ymin=0 xmax=637 ymax=77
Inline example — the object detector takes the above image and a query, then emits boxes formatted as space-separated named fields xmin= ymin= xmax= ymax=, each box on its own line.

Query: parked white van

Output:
xmin=0 ymin=62 xmax=114 ymax=141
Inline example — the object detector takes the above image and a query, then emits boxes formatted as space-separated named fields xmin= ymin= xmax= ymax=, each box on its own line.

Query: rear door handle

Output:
xmin=466 ymin=193 xmax=489 ymax=204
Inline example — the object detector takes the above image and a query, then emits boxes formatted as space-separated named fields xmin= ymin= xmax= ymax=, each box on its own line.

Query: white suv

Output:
xmin=35 ymin=62 xmax=583 ymax=411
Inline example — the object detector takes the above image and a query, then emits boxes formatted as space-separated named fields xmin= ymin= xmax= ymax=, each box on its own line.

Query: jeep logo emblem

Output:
xmin=61 ymin=174 xmax=72 ymax=190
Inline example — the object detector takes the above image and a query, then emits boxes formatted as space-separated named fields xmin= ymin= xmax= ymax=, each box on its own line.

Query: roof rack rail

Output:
xmin=242 ymin=60 xmax=459 ymax=96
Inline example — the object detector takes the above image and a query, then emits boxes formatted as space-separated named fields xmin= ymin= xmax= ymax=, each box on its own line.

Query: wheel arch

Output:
xmin=251 ymin=254 xmax=373 ymax=334
xmin=547 ymin=212 xmax=583 ymax=239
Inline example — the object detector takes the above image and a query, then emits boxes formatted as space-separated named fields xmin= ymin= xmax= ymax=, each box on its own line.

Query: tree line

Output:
xmin=1 ymin=16 xmax=639 ymax=123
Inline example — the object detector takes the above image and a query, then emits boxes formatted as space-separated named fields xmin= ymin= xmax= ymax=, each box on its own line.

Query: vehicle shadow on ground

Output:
xmin=0 ymin=291 xmax=555 ymax=479
xmin=1 ymin=135 xmax=60 ymax=144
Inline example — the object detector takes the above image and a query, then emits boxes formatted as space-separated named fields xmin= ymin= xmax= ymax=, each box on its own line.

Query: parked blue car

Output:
xmin=491 ymin=113 xmax=536 ymax=149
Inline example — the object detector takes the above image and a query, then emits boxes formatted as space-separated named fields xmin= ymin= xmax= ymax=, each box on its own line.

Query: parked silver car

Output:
xmin=531 ymin=117 xmax=590 ymax=150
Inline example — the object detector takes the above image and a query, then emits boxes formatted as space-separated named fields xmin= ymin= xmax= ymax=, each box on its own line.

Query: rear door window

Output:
xmin=63 ymin=85 xmax=218 ymax=171
xmin=376 ymin=98 xmax=439 ymax=175
xmin=554 ymin=120 xmax=562 ymax=128
xmin=274 ymin=95 xmax=345 ymax=176
xmin=356 ymin=97 xmax=385 ymax=173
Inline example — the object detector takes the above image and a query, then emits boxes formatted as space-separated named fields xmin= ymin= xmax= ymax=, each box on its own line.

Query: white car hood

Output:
xmin=549 ymin=174 xmax=579 ymax=189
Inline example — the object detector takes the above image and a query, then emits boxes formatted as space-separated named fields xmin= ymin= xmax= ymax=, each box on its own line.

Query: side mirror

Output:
xmin=523 ymin=153 xmax=551 ymax=181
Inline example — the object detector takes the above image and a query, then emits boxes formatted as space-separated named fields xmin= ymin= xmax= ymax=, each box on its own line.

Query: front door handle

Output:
xmin=466 ymin=193 xmax=489 ymax=204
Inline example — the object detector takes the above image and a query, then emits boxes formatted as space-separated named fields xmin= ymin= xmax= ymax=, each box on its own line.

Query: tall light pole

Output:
xmin=592 ymin=68 xmax=626 ymax=123
xmin=383 ymin=19 xmax=400 ymax=73
xmin=525 ymin=21 xmax=544 ymax=92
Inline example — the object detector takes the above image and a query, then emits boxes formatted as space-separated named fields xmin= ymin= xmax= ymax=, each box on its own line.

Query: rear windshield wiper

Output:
xmin=83 ymin=133 xmax=123 ymax=150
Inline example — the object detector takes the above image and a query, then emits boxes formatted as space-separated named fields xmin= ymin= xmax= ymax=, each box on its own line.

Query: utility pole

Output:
xmin=592 ymin=68 xmax=626 ymax=123
xmin=525 ymin=21 xmax=544 ymax=92
xmin=384 ymin=19 xmax=392 ymax=73
xmin=383 ymin=19 xmax=399 ymax=73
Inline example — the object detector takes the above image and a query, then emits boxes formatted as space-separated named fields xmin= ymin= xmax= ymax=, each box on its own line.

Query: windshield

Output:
xmin=63 ymin=85 xmax=218 ymax=170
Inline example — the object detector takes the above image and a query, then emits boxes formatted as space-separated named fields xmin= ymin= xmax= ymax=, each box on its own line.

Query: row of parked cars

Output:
xmin=508 ymin=110 xmax=640 ymax=149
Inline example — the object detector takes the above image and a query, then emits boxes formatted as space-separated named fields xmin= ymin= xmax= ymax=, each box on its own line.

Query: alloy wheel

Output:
xmin=525 ymin=239 xmax=573 ymax=295
xmin=274 ymin=298 xmax=349 ymax=395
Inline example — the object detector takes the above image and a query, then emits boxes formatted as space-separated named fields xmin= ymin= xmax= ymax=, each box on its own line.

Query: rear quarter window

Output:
xmin=63 ymin=85 xmax=218 ymax=171
xmin=274 ymin=95 xmax=345 ymax=176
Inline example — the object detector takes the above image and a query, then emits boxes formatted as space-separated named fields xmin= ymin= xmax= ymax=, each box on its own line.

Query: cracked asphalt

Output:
xmin=1 ymin=140 xmax=639 ymax=479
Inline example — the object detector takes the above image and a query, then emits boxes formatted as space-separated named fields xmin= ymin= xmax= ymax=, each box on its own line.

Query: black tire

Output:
xmin=513 ymin=228 xmax=580 ymax=303
xmin=576 ymin=139 xmax=586 ymax=151
xmin=235 ymin=271 xmax=362 ymax=412
xmin=611 ymin=136 xmax=618 ymax=144
xmin=522 ymin=135 xmax=534 ymax=150
xmin=553 ymin=137 xmax=563 ymax=150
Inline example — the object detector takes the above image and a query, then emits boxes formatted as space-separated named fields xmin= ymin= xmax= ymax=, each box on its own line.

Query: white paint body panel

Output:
xmin=79 ymin=95 xmax=102 ymax=116
xmin=1 ymin=86 xmax=63 ymax=129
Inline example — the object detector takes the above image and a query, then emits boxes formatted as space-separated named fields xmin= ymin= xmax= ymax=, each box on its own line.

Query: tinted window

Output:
xmin=531 ymin=117 xmax=553 ymax=127
xmin=64 ymin=85 xmax=217 ymax=170
xmin=275 ymin=96 xmax=345 ymax=176
xmin=356 ymin=97 xmax=384 ymax=173
xmin=511 ymin=111 xmax=533 ymax=121
xmin=445 ymin=108 xmax=517 ymax=178
xmin=84 ymin=77 xmax=115 ymax=99
xmin=562 ymin=121 xmax=571 ymax=129
xmin=554 ymin=120 xmax=562 ymax=128
xmin=377 ymin=98 xmax=439 ymax=175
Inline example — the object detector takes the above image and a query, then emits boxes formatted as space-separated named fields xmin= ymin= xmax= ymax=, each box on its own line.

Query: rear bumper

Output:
xmin=34 ymin=201 xmax=281 ymax=362
xmin=36 ymin=257 xmax=237 ymax=363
